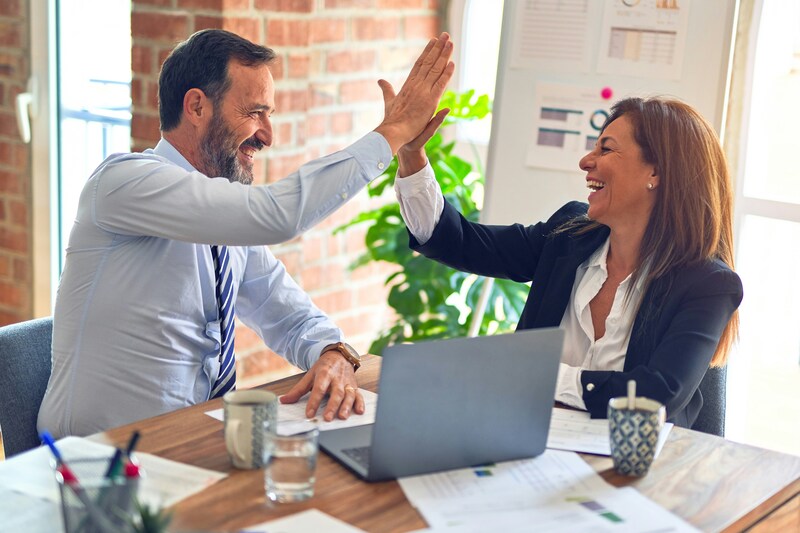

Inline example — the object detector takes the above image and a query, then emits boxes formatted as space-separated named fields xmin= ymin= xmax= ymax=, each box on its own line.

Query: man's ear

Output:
xmin=183 ymin=88 xmax=210 ymax=127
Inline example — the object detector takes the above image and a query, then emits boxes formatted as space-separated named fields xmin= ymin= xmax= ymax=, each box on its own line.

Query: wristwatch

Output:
xmin=322 ymin=341 xmax=361 ymax=372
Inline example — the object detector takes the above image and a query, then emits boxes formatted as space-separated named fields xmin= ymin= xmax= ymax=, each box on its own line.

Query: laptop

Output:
xmin=319 ymin=327 xmax=564 ymax=481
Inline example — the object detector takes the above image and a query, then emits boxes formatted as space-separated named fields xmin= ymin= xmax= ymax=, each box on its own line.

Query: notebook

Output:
xmin=318 ymin=327 xmax=564 ymax=481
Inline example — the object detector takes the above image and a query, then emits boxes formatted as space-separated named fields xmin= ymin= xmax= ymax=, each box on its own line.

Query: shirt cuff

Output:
xmin=394 ymin=162 xmax=443 ymax=244
xmin=344 ymin=131 xmax=393 ymax=182
xmin=555 ymin=363 xmax=587 ymax=411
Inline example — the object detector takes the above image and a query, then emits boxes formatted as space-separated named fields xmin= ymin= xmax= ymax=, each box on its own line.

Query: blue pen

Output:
xmin=124 ymin=430 xmax=141 ymax=459
xmin=104 ymin=448 xmax=123 ymax=479
xmin=40 ymin=431 xmax=63 ymax=465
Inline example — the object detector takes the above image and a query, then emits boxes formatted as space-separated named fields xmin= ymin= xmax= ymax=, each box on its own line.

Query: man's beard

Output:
xmin=198 ymin=113 xmax=263 ymax=185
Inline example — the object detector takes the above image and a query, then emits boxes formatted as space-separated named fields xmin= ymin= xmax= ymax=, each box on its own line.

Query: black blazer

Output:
xmin=410 ymin=201 xmax=743 ymax=427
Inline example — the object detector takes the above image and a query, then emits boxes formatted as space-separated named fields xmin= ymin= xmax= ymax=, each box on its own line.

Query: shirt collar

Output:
xmin=579 ymin=237 xmax=649 ymax=293
xmin=151 ymin=138 xmax=198 ymax=173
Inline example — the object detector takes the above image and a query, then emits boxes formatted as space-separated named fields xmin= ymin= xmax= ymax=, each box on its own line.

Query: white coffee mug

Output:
xmin=223 ymin=390 xmax=277 ymax=469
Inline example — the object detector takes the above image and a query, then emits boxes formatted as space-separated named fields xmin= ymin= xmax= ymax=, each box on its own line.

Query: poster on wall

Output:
xmin=511 ymin=0 xmax=592 ymax=73
xmin=525 ymin=83 xmax=613 ymax=172
xmin=596 ymin=0 xmax=691 ymax=80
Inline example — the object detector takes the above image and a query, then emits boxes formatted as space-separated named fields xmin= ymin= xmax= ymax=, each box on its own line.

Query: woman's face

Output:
xmin=579 ymin=114 xmax=658 ymax=231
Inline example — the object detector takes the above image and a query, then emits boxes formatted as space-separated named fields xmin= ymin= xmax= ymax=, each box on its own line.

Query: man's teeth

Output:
xmin=587 ymin=180 xmax=605 ymax=191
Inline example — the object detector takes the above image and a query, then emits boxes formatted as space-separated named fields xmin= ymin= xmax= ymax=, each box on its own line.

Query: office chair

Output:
xmin=0 ymin=317 xmax=53 ymax=458
xmin=691 ymin=366 xmax=727 ymax=437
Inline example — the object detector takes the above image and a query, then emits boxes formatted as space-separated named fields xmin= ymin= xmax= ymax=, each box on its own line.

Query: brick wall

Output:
xmin=0 ymin=0 xmax=31 ymax=325
xmin=131 ymin=0 xmax=441 ymax=385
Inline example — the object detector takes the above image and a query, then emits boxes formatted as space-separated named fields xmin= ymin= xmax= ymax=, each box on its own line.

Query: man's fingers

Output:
xmin=337 ymin=386 xmax=359 ymax=419
xmin=407 ymin=37 xmax=437 ymax=80
xmin=430 ymin=61 xmax=456 ymax=97
xmin=352 ymin=390 xmax=366 ymax=415
xmin=424 ymin=40 xmax=454 ymax=86
xmin=280 ymin=373 xmax=313 ymax=404
xmin=377 ymin=79 xmax=396 ymax=110
xmin=304 ymin=375 xmax=331 ymax=418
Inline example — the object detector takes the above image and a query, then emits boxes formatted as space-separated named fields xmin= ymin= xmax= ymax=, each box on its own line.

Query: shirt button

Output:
xmin=586 ymin=383 xmax=595 ymax=391
xmin=340 ymin=192 xmax=348 ymax=200
xmin=377 ymin=162 xmax=385 ymax=170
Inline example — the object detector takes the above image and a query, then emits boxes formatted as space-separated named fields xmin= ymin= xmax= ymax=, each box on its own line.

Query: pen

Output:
xmin=125 ymin=430 xmax=141 ymax=459
xmin=40 ymin=431 xmax=63 ymax=464
xmin=104 ymin=448 xmax=123 ymax=479
xmin=40 ymin=432 xmax=117 ymax=533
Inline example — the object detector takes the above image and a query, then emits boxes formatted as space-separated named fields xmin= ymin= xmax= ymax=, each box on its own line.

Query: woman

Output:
xmin=394 ymin=97 xmax=742 ymax=428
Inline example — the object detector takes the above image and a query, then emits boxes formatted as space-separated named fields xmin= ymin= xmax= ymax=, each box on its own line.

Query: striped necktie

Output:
xmin=210 ymin=244 xmax=236 ymax=399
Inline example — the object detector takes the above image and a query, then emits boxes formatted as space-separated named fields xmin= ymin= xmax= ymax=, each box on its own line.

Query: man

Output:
xmin=38 ymin=29 xmax=454 ymax=437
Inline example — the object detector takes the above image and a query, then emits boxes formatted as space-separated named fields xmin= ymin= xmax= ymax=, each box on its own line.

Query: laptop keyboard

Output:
xmin=342 ymin=445 xmax=371 ymax=468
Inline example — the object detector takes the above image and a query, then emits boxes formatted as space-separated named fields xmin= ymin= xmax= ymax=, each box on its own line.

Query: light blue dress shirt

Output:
xmin=38 ymin=133 xmax=392 ymax=438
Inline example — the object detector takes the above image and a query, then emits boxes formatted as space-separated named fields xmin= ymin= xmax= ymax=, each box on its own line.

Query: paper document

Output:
xmin=399 ymin=450 xmax=697 ymax=532
xmin=0 ymin=436 xmax=226 ymax=509
xmin=547 ymin=407 xmax=673 ymax=456
xmin=241 ymin=509 xmax=365 ymax=533
xmin=205 ymin=388 xmax=377 ymax=436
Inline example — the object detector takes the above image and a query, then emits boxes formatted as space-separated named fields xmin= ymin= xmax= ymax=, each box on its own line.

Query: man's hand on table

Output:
xmin=280 ymin=351 xmax=366 ymax=422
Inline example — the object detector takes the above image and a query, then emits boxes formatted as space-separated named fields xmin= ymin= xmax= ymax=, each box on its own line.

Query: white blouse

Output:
xmin=396 ymin=163 xmax=644 ymax=410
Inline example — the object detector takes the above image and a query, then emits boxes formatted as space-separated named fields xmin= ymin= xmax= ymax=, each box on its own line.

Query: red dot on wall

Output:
xmin=601 ymin=87 xmax=613 ymax=100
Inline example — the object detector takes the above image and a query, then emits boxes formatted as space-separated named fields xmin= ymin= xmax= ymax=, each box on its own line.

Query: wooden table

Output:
xmin=91 ymin=356 xmax=800 ymax=532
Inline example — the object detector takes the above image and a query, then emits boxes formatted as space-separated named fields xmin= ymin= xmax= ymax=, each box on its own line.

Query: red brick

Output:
xmin=135 ymin=0 xmax=172 ymax=5
xmin=222 ymin=0 xmax=252 ymax=9
xmin=194 ymin=15 xmax=224 ymax=32
xmin=0 ymin=281 xmax=26 ymax=307
xmin=275 ymin=89 xmax=309 ymax=113
xmin=130 ymin=78 xmax=144 ymax=108
xmin=0 ymin=141 xmax=12 ymax=163
xmin=132 ymin=45 xmax=154 ymax=76
xmin=0 ymin=227 xmax=27 ymax=253
xmin=312 ymin=287 xmax=353 ymax=313
xmin=222 ymin=17 xmax=261 ymax=44
xmin=266 ymin=19 xmax=310 ymax=47
xmin=13 ymin=144 xmax=28 ymax=171
xmin=0 ymin=170 xmax=20 ymax=194
xmin=307 ymin=114 xmax=327 ymax=138
xmin=378 ymin=0 xmax=426 ymax=7
xmin=273 ymin=122 xmax=293 ymax=145
xmin=0 ymin=0 xmax=21 ymax=17
xmin=0 ymin=309 xmax=25 ymax=327
xmin=9 ymin=200 xmax=25 ymax=225
xmin=309 ymin=18 xmax=346 ymax=44
xmin=254 ymin=0 xmax=315 ymax=12
xmin=12 ymin=257 xmax=28 ymax=283
xmin=325 ymin=0 xmax=374 ymax=7
xmin=331 ymin=111 xmax=352 ymax=135
xmin=158 ymin=47 xmax=173 ymax=69
xmin=404 ymin=15 xmax=439 ymax=39
xmin=131 ymin=114 xmax=161 ymax=145
xmin=131 ymin=12 xmax=189 ymax=42
xmin=326 ymin=50 xmax=376 ymax=73
xmin=0 ymin=255 xmax=9 ymax=277
xmin=0 ymin=21 xmax=22 ymax=47
xmin=309 ymin=83 xmax=337 ymax=108
xmin=176 ymin=0 xmax=223 ymax=9
xmin=0 ymin=53 xmax=22 ymax=78
xmin=353 ymin=17 xmax=399 ymax=41
xmin=287 ymin=54 xmax=310 ymax=79
xmin=0 ymin=111 xmax=18 ymax=137
xmin=340 ymin=79 xmax=382 ymax=104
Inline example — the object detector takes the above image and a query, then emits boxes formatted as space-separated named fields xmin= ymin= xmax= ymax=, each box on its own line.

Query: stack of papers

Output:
xmin=547 ymin=407 xmax=673 ymax=457
xmin=398 ymin=450 xmax=697 ymax=532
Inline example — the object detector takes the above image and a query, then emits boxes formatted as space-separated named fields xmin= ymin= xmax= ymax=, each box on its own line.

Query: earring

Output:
xmin=647 ymin=183 xmax=654 ymax=190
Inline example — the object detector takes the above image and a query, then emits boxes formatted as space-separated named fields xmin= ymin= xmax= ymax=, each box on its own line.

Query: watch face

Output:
xmin=343 ymin=343 xmax=360 ymax=360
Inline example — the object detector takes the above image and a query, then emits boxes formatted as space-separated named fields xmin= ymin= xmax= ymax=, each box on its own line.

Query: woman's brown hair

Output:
xmin=577 ymin=97 xmax=738 ymax=366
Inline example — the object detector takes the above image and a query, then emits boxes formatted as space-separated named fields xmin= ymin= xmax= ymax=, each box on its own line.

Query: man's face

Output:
xmin=199 ymin=61 xmax=275 ymax=185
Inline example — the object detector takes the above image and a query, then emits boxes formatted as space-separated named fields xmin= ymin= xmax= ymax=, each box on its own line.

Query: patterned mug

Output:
xmin=223 ymin=390 xmax=278 ymax=469
xmin=607 ymin=396 xmax=666 ymax=476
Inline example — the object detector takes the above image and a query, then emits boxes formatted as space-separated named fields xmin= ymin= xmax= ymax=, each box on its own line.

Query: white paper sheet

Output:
xmin=547 ymin=407 xmax=673 ymax=457
xmin=511 ymin=0 xmax=592 ymax=72
xmin=205 ymin=389 xmax=378 ymax=436
xmin=241 ymin=509 xmax=366 ymax=533
xmin=0 ymin=436 xmax=226 ymax=509
xmin=399 ymin=450 xmax=697 ymax=532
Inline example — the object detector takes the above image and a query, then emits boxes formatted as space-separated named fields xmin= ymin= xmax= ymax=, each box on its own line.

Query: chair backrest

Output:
xmin=0 ymin=317 xmax=53 ymax=458
xmin=691 ymin=366 xmax=727 ymax=437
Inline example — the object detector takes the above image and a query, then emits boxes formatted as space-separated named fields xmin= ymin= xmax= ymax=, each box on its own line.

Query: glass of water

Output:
xmin=264 ymin=426 xmax=320 ymax=503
